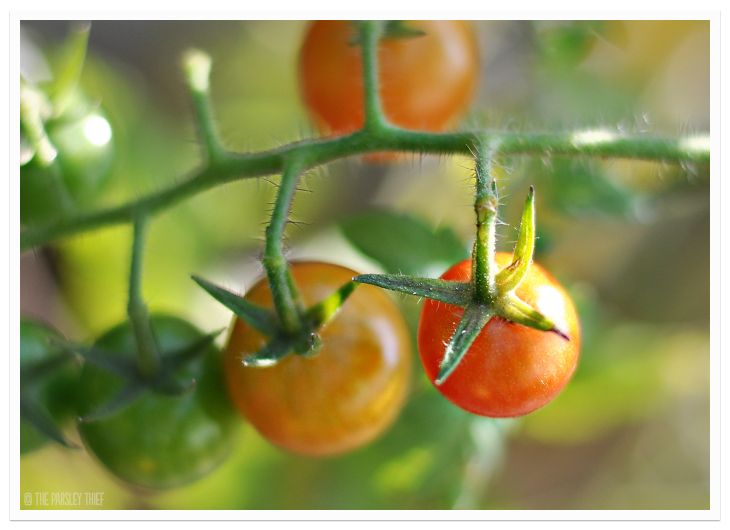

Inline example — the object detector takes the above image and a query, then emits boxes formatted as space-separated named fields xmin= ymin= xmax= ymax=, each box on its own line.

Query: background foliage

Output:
xmin=20 ymin=20 xmax=710 ymax=509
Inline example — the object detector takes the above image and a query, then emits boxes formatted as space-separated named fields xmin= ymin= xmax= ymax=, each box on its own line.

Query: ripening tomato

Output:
xmin=418 ymin=253 xmax=580 ymax=418
xmin=298 ymin=20 xmax=479 ymax=135
xmin=77 ymin=315 xmax=238 ymax=489
xmin=224 ymin=262 xmax=412 ymax=457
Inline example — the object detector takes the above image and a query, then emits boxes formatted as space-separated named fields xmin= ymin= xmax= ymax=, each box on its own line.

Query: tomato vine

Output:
xmin=20 ymin=20 xmax=711 ymax=457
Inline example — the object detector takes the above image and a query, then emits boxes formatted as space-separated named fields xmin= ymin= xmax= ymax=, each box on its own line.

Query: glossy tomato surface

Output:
xmin=298 ymin=20 xmax=479 ymax=135
xmin=225 ymin=262 xmax=412 ymax=457
xmin=77 ymin=315 xmax=238 ymax=489
xmin=418 ymin=253 xmax=580 ymax=418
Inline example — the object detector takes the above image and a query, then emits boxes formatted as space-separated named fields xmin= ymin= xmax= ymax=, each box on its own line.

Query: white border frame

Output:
xmin=5 ymin=1 xmax=723 ymax=523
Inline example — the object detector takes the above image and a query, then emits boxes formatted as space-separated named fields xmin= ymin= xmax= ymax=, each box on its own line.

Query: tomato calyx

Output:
xmin=355 ymin=158 xmax=570 ymax=385
xmin=192 ymin=272 xmax=358 ymax=367
xmin=54 ymin=216 xmax=223 ymax=423
xmin=53 ymin=328 xmax=221 ymax=423
xmin=20 ymin=323 xmax=80 ymax=449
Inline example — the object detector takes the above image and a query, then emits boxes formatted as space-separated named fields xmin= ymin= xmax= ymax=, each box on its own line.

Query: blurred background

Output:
xmin=19 ymin=20 xmax=710 ymax=510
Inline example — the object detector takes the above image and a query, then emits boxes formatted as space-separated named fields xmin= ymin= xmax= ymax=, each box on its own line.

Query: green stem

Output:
xmin=358 ymin=21 xmax=387 ymax=130
xmin=21 ymin=127 xmax=710 ymax=250
xmin=127 ymin=214 xmax=161 ymax=377
xmin=190 ymin=85 xmax=224 ymax=164
xmin=472 ymin=145 xmax=499 ymax=302
xmin=182 ymin=49 xmax=225 ymax=165
xmin=263 ymin=159 xmax=305 ymax=335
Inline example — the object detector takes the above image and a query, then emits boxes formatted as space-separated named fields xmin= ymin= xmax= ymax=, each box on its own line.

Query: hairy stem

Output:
xmin=127 ymin=214 xmax=161 ymax=377
xmin=182 ymin=49 xmax=225 ymax=164
xmin=263 ymin=159 xmax=305 ymax=335
xmin=21 ymin=127 xmax=710 ymax=250
xmin=358 ymin=21 xmax=387 ymax=130
xmin=472 ymin=145 xmax=499 ymax=302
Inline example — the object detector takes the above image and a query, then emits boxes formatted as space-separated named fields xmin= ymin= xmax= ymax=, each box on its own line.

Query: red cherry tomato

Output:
xmin=298 ymin=20 xmax=479 ymax=135
xmin=418 ymin=252 xmax=580 ymax=418
xmin=224 ymin=261 xmax=412 ymax=456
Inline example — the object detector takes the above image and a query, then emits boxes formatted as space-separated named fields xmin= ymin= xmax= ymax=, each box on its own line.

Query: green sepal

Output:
xmin=436 ymin=304 xmax=493 ymax=385
xmin=348 ymin=20 xmax=425 ymax=46
xmin=354 ymin=274 xmax=472 ymax=306
xmin=21 ymin=350 xmax=77 ymax=383
xmin=50 ymin=337 xmax=137 ymax=379
xmin=162 ymin=329 xmax=222 ymax=372
xmin=383 ymin=21 xmax=427 ymax=39
xmin=77 ymin=384 xmax=145 ymax=423
xmin=65 ymin=331 xmax=220 ymax=422
xmin=497 ymin=186 xmax=536 ymax=293
xmin=20 ymin=395 xmax=78 ymax=448
xmin=496 ymin=294 xmax=570 ymax=340
xmin=305 ymin=281 xmax=358 ymax=329
xmin=240 ymin=336 xmax=292 ymax=368
xmin=48 ymin=23 xmax=90 ymax=114
xmin=151 ymin=375 xmax=197 ymax=397
xmin=192 ymin=275 xmax=278 ymax=336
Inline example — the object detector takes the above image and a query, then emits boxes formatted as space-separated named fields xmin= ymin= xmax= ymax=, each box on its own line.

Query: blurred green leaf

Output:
xmin=536 ymin=158 xmax=642 ymax=218
xmin=534 ymin=21 xmax=606 ymax=67
xmin=340 ymin=210 xmax=468 ymax=276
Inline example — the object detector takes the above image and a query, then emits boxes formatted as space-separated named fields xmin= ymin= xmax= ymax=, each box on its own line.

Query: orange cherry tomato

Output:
xmin=224 ymin=262 xmax=412 ymax=456
xmin=418 ymin=252 xmax=580 ymax=418
xmin=298 ymin=20 xmax=479 ymax=135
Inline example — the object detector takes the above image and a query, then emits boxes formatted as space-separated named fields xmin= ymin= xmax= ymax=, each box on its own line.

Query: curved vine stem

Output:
xmin=19 ymin=129 xmax=710 ymax=251
xmin=19 ymin=21 xmax=710 ymax=253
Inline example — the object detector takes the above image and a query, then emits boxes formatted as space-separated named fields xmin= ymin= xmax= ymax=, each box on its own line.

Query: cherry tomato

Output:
xmin=418 ymin=253 xmax=580 ymax=418
xmin=20 ymin=319 xmax=79 ymax=454
xmin=298 ymin=20 xmax=479 ymax=135
xmin=76 ymin=315 xmax=238 ymax=489
xmin=21 ymin=95 xmax=113 ymax=225
xmin=224 ymin=262 xmax=412 ymax=457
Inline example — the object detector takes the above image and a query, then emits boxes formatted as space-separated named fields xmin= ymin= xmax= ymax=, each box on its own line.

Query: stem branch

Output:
xmin=358 ymin=21 xmax=387 ymax=130
xmin=183 ymin=49 xmax=225 ymax=165
xmin=472 ymin=144 xmax=499 ymax=302
xmin=127 ymin=214 xmax=160 ymax=376
xmin=263 ymin=159 xmax=305 ymax=335
xmin=21 ymin=127 xmax=710 ymax=251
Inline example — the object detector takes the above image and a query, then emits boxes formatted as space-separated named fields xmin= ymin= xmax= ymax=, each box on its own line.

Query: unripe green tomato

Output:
xmin=76 ymin=315 xmax=239 ymax=490
xmin=20 ymin=319 xmax=79 ymax=454
xmin=20 ymin=97 xmax=113 ymax=225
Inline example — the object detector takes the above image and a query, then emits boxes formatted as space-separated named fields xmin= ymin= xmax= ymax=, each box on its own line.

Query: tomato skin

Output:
xmin=418 ymin=253 xmax=580 ymax=418
xmin=224 ymin=262 xmax=412 ymax=457
xmin=298 ymin=20 xmax=479 ymax=135
xmin=77 ymin=315 xmax=238 ymax=489
xmin=20 ymin=319 xmax=79 ymax=454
